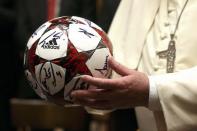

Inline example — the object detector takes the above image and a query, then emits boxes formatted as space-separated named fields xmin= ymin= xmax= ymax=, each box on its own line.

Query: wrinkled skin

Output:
xmin=71 ymin=57 xmax=149 ymax=110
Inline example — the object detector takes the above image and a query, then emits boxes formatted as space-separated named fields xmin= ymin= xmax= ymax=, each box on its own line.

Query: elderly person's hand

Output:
xmin=71 ymin=57 xmax=149 ymax=110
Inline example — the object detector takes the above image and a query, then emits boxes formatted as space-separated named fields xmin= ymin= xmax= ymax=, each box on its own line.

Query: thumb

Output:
xmin=108 ymin=57 xmax=129 ymax=76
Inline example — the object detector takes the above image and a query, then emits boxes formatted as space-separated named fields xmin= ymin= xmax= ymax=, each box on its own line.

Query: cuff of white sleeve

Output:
xmin=148 ymin=76 xmax=162 ymax=111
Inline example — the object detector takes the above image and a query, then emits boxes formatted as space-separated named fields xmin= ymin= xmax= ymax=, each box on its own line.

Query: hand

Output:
xmin=71 ymin=57 xmax=149 ymax=110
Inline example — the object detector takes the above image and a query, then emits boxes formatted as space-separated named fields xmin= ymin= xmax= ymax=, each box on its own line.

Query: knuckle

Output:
xmin=120 ymin=79 xmax=128 ymax=88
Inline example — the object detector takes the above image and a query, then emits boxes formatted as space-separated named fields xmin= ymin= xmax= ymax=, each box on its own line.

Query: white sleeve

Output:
xmin=148 ymin=67 xmax=197 ymax=130
xmin=148 ymin=76 xmax=162 ymax=111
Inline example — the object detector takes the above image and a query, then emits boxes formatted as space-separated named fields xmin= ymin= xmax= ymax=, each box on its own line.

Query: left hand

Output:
xmin=71 ymin=57 xmax=150 ymax=110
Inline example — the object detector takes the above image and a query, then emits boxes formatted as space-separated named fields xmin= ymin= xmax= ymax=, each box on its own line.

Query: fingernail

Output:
xmin=81 ymin=75 xmax=91 ymax=80
xmin=71 ymin=91 xmax=76 ymax=97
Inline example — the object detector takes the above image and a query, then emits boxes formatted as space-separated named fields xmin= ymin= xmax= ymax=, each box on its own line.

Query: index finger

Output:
xmin=81 ymin=75 xmax=123 ymax=89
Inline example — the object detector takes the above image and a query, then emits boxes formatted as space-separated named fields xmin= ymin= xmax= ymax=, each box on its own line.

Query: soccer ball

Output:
xmin=24 ymin=16 xmax=112 ymax=106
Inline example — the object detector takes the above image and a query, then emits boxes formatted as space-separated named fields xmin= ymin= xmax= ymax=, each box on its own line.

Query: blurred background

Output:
xmin=0 ymin=0 xmax=138 ymax=131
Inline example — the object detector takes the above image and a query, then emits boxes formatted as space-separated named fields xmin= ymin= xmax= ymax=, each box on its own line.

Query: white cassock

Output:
xmin=108 ymin=0 xmax=197 ymax=131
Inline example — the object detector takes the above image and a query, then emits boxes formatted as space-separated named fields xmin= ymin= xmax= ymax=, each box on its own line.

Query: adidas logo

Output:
xmin=41 ymin=38 xmax=60 ymax=49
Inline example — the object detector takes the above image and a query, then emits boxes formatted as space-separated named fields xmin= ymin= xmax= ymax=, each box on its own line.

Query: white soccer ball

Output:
xmin=24 ymin=16 xmax=113 ymax=106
